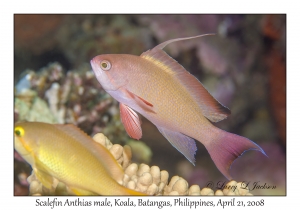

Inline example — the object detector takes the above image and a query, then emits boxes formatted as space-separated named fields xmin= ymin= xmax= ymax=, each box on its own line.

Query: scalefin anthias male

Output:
xmin=90 ymin=34 xmax=267 ymax=179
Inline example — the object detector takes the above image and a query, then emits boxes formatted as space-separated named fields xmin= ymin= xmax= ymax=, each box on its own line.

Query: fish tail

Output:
xmin=204 ymin=129 xmax=267 ymax=180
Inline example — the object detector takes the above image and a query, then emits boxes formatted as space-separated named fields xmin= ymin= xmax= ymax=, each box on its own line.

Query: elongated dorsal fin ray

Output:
xmin=140 ymin=34 xmax=230 ymax=122
xmin=150 ymin=33 xmax=215 ymax=51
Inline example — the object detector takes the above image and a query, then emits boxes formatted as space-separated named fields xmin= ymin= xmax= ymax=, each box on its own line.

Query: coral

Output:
xmin=15 ymin=92 xmax=58 ymax=124
xmin=27 ymin=133 xmax=252 ymax=196
xmin=14 ymin=63 xmax=112 ymax=132
xmin=45 ymin=82 xmax=66 ymax=124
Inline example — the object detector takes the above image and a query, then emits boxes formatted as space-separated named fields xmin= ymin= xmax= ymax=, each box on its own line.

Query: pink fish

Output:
xmin=90 ymin=34 xmax=266 ymax=179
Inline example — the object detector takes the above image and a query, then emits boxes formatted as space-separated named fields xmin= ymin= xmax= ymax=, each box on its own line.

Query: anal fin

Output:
xmin=157 ymin=126 xmax=197 ymax=165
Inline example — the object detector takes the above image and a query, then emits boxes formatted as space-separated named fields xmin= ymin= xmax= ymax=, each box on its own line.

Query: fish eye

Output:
xmin=15 ymin=126 xmax=25 ymax=137
xmin=100 ymin=60 xmax=111 ymax=71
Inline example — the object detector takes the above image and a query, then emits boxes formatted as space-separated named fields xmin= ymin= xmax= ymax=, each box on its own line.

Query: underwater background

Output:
xmin=14 ymin=14 xmax=286 ymax=195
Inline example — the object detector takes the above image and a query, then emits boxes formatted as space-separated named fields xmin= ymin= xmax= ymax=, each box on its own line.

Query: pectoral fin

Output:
xmin=33 ymin=158 xmax=54 ymax=189
xmin=120 ymin=103 xmax=142 ymax=140
xmin=157 ymin=126 xmax=197 ymax=165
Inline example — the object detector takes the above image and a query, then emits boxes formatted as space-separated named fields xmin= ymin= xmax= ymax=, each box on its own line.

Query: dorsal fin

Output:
xmin=140 ymin=34 xmax=230 ymax=122
xmin=148 ymin=34 xmax=215 ymax=51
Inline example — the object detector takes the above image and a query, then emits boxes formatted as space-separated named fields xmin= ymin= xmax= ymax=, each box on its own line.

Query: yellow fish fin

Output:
xmin=140 ymin=35 xmax=230 ymax=122
xmin=33 ymin=163 xmax=54 ymax=189
xmin=34 ymin=155 xmax=63 ymax=189
xmin=69 ymin=187 xmax=98 ymax=195
xmin=53 ymin=124 xmax=92 ymax=144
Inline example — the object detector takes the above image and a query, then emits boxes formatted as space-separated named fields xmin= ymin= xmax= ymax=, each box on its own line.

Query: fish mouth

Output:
xmin=90 ymin=59 xmax=103 ymax=78
xmin=90 ymin=59 xmax=97 ymax=71
xmin=90 ymin=57 xmax=102 ymax=70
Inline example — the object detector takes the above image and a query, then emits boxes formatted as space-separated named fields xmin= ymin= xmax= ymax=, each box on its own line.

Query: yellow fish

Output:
xmin=90 ymin=34 xmax=266 ymax=179
xmin=14 ymin=121 xmax=145 ymax=195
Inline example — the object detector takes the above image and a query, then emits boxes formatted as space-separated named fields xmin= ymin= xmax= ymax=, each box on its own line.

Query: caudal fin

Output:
xmin=205 ymin=130 xmax=267 ymax=180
